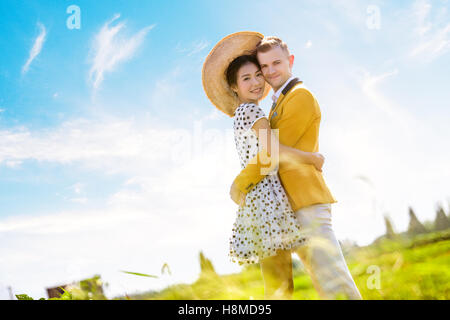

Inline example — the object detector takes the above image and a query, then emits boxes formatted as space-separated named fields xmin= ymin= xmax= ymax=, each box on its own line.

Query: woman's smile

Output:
xmin=250 ymin=87 xmax=263 ymax=94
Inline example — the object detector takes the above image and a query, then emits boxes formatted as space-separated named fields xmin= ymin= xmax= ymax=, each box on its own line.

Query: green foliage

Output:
xmin=124 ymin=229 xmax=450 ymax=300
xmin=348 ymin=230 xmax=450 ymax=300
xmin=74 ymin=275 xmax=106 ymax=300
xmin=15 ymin=294 xmax=35 ymax=300
xmin=16 ymin=229 xmax=450 ymax=300
xmin=48 ymin=287 xmax=73 ymax=300
xmin=15 ymin=287 xmax=72 ymax=301
xmin=16 ymin=276 xmax=107 ymax=300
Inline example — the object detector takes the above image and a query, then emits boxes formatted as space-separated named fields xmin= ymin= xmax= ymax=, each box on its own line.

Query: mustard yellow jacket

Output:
xmin=232 ymin=82 xmax=337 ymax=212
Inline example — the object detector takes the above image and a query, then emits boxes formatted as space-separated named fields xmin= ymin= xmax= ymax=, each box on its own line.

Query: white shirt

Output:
xmin=271 ymin=75 xmax=296 ymax=104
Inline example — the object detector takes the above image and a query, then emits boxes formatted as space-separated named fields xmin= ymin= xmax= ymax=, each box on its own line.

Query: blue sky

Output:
xmin=0 ymin=0 xmax=449 ymax=299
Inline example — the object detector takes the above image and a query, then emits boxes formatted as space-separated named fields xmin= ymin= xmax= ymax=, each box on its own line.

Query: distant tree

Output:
xmin=339 ymin=238 xmax=358 ymax=256
xmin=434 ymin=204 xmax=450 ymax=231
xmin=383 ymin=214 xmax=396 ymax=239
xmin=407 ymin=207 xmax=427 ymax=235
xmin=447 ymin=200 xmax=450 ymax=221
xmin=422 ymin=219 xmax=434 ymax=231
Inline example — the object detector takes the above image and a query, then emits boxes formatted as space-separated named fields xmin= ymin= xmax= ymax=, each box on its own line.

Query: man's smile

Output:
xmin=267 ymin=74 xmax=280 ymax=81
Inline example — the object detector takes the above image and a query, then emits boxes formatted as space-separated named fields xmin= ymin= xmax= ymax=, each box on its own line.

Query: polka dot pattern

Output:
xmin=229 ymin=103 xmax=309 ymax=266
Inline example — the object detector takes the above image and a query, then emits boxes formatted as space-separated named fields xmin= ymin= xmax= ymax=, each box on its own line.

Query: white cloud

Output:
xmin=318 ymin=64 xmax=449 ymax=246
xmin=22 ymin=22 xmax=46 ymax=74
xmin=0 ymin=111 xmax=242 ymax=299
xmin=0 ymin=116 xmax=178 ymax=174
xmin=410 ymin=24 xmax=450 ymax=61
xmin=71 ymin=182 xmax=84 ymax=194
xmin=409 ymin=0 xmax=450 ymax=61
xmin=0 ymin=179 xmax=238 ymax=298
xmin=358 ymin=68 xmax=416 ymax=131
xmin=413 ymin=0 xmax=432 ymax=36
xmin=88 ymin=14 xmax=155 ymax=90
xmin=69 ymin=197 xmax=88 ymax=204
xmin=4 ymin=160 xmax=22 ymax=168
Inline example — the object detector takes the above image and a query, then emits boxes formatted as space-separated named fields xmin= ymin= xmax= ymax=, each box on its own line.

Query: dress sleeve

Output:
xmin=232 ymin=104 xmax=274 ymax=195
xmin=238 ymin=103 xmax=266 ymax=132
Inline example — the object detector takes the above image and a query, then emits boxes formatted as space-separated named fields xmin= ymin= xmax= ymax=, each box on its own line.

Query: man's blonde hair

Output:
xmin=255 ymin=36 xmax=290 ymax=57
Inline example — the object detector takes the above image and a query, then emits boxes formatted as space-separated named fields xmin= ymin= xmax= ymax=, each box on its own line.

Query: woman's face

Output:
xmin=232 ymin=62 xmax=265 ymax=104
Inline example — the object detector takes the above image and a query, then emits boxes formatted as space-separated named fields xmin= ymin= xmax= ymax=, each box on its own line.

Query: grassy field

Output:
xmin=16 ymin=229 xmax=449 ymax=300
xmin=124 ymin=229 xmax=450 ymax=300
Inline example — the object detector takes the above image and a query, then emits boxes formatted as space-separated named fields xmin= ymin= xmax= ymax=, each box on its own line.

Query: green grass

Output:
xmin=17 ymin=229 xmax=449 ymax=300
xmin=124 ymin=229 xmax=450 ymax=300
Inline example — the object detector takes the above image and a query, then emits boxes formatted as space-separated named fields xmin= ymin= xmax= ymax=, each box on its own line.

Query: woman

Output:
xmin=202 ymin=32 xmax=324 ymax=298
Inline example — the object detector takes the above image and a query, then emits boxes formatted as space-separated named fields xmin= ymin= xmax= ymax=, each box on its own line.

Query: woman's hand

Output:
xmin=230 ymin=181 xmax=246 ymax=207
xmin=310 ymin=152 xmax=324 ymax=172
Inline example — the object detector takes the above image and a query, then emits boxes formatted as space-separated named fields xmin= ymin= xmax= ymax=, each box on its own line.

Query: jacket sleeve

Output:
xmin=232 ymin=149 xmax=276 ymax=194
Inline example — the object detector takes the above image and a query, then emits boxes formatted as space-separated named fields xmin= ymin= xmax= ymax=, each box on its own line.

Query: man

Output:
xmin=230 ymin=36 xmax=362 ymax=300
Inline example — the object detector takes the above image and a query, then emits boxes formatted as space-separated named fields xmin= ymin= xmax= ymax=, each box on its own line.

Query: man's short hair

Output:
xmin=255 ymin=36 xmax=290 ymax=57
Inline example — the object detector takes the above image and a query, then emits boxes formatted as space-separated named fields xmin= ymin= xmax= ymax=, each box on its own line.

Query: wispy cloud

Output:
xmin=358 ymin=67 xmax=420 ymax=137
xmin=410 ymin=24 xmax=450 ymax=61
xmin=413 ymin=0 xmax=432 ymax=36
xmin=22 ymin=23 xmax=46 ymax=74
xmin=88 ymin=14 xmax=155 ymax=90
xmin=176 ymin=39 xmax=209 ymax=56
xmin=360 ymin=68 xmax=399 ymax=117
xmin=0 ymin=117 xmax=174 ymax=172
xmin=410 ymin=0 xmax=450 ymax=62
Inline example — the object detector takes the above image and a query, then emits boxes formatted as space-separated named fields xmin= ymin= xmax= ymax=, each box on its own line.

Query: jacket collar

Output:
xmin=269 ymin=77 xmax=303 ymax=120
xmin=272 ymin=75 xmax=296 ymax=104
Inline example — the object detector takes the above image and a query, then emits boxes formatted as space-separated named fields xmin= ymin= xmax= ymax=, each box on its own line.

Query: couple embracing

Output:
xmin=202 ymin=32 xmax=362 ymax=300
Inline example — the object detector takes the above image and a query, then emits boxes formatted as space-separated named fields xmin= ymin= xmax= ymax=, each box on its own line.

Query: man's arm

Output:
xmin=231 ymin=147 xmax=274 ymax=196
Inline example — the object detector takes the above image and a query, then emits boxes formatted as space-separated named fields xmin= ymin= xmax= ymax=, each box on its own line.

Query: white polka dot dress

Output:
xmin=229 ymin=103 xmax=308 ymax=266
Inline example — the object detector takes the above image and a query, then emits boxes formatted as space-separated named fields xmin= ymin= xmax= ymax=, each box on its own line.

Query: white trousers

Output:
xmin=293 ymin=203 xmax=363 ymax=300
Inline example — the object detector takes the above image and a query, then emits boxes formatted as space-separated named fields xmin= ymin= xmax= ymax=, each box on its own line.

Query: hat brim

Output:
xmin=202 ymin=31 xmax=270 ymax=117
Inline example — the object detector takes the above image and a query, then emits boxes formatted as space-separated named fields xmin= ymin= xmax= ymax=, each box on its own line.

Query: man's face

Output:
xmin=257 ymin=46 xmax=294 ymax=92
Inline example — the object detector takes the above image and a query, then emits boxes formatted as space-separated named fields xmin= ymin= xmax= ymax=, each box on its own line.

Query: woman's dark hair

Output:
xmin=225 ymin=54 xmax=260 ymax=89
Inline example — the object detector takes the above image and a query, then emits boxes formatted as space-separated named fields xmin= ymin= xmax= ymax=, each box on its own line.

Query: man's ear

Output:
xmin=289 ymin=54 xmax=295 ymax=69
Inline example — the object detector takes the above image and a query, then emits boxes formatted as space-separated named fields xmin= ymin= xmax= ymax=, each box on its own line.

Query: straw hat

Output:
xmin=202 ymin=31 xmax=270 ymax=117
